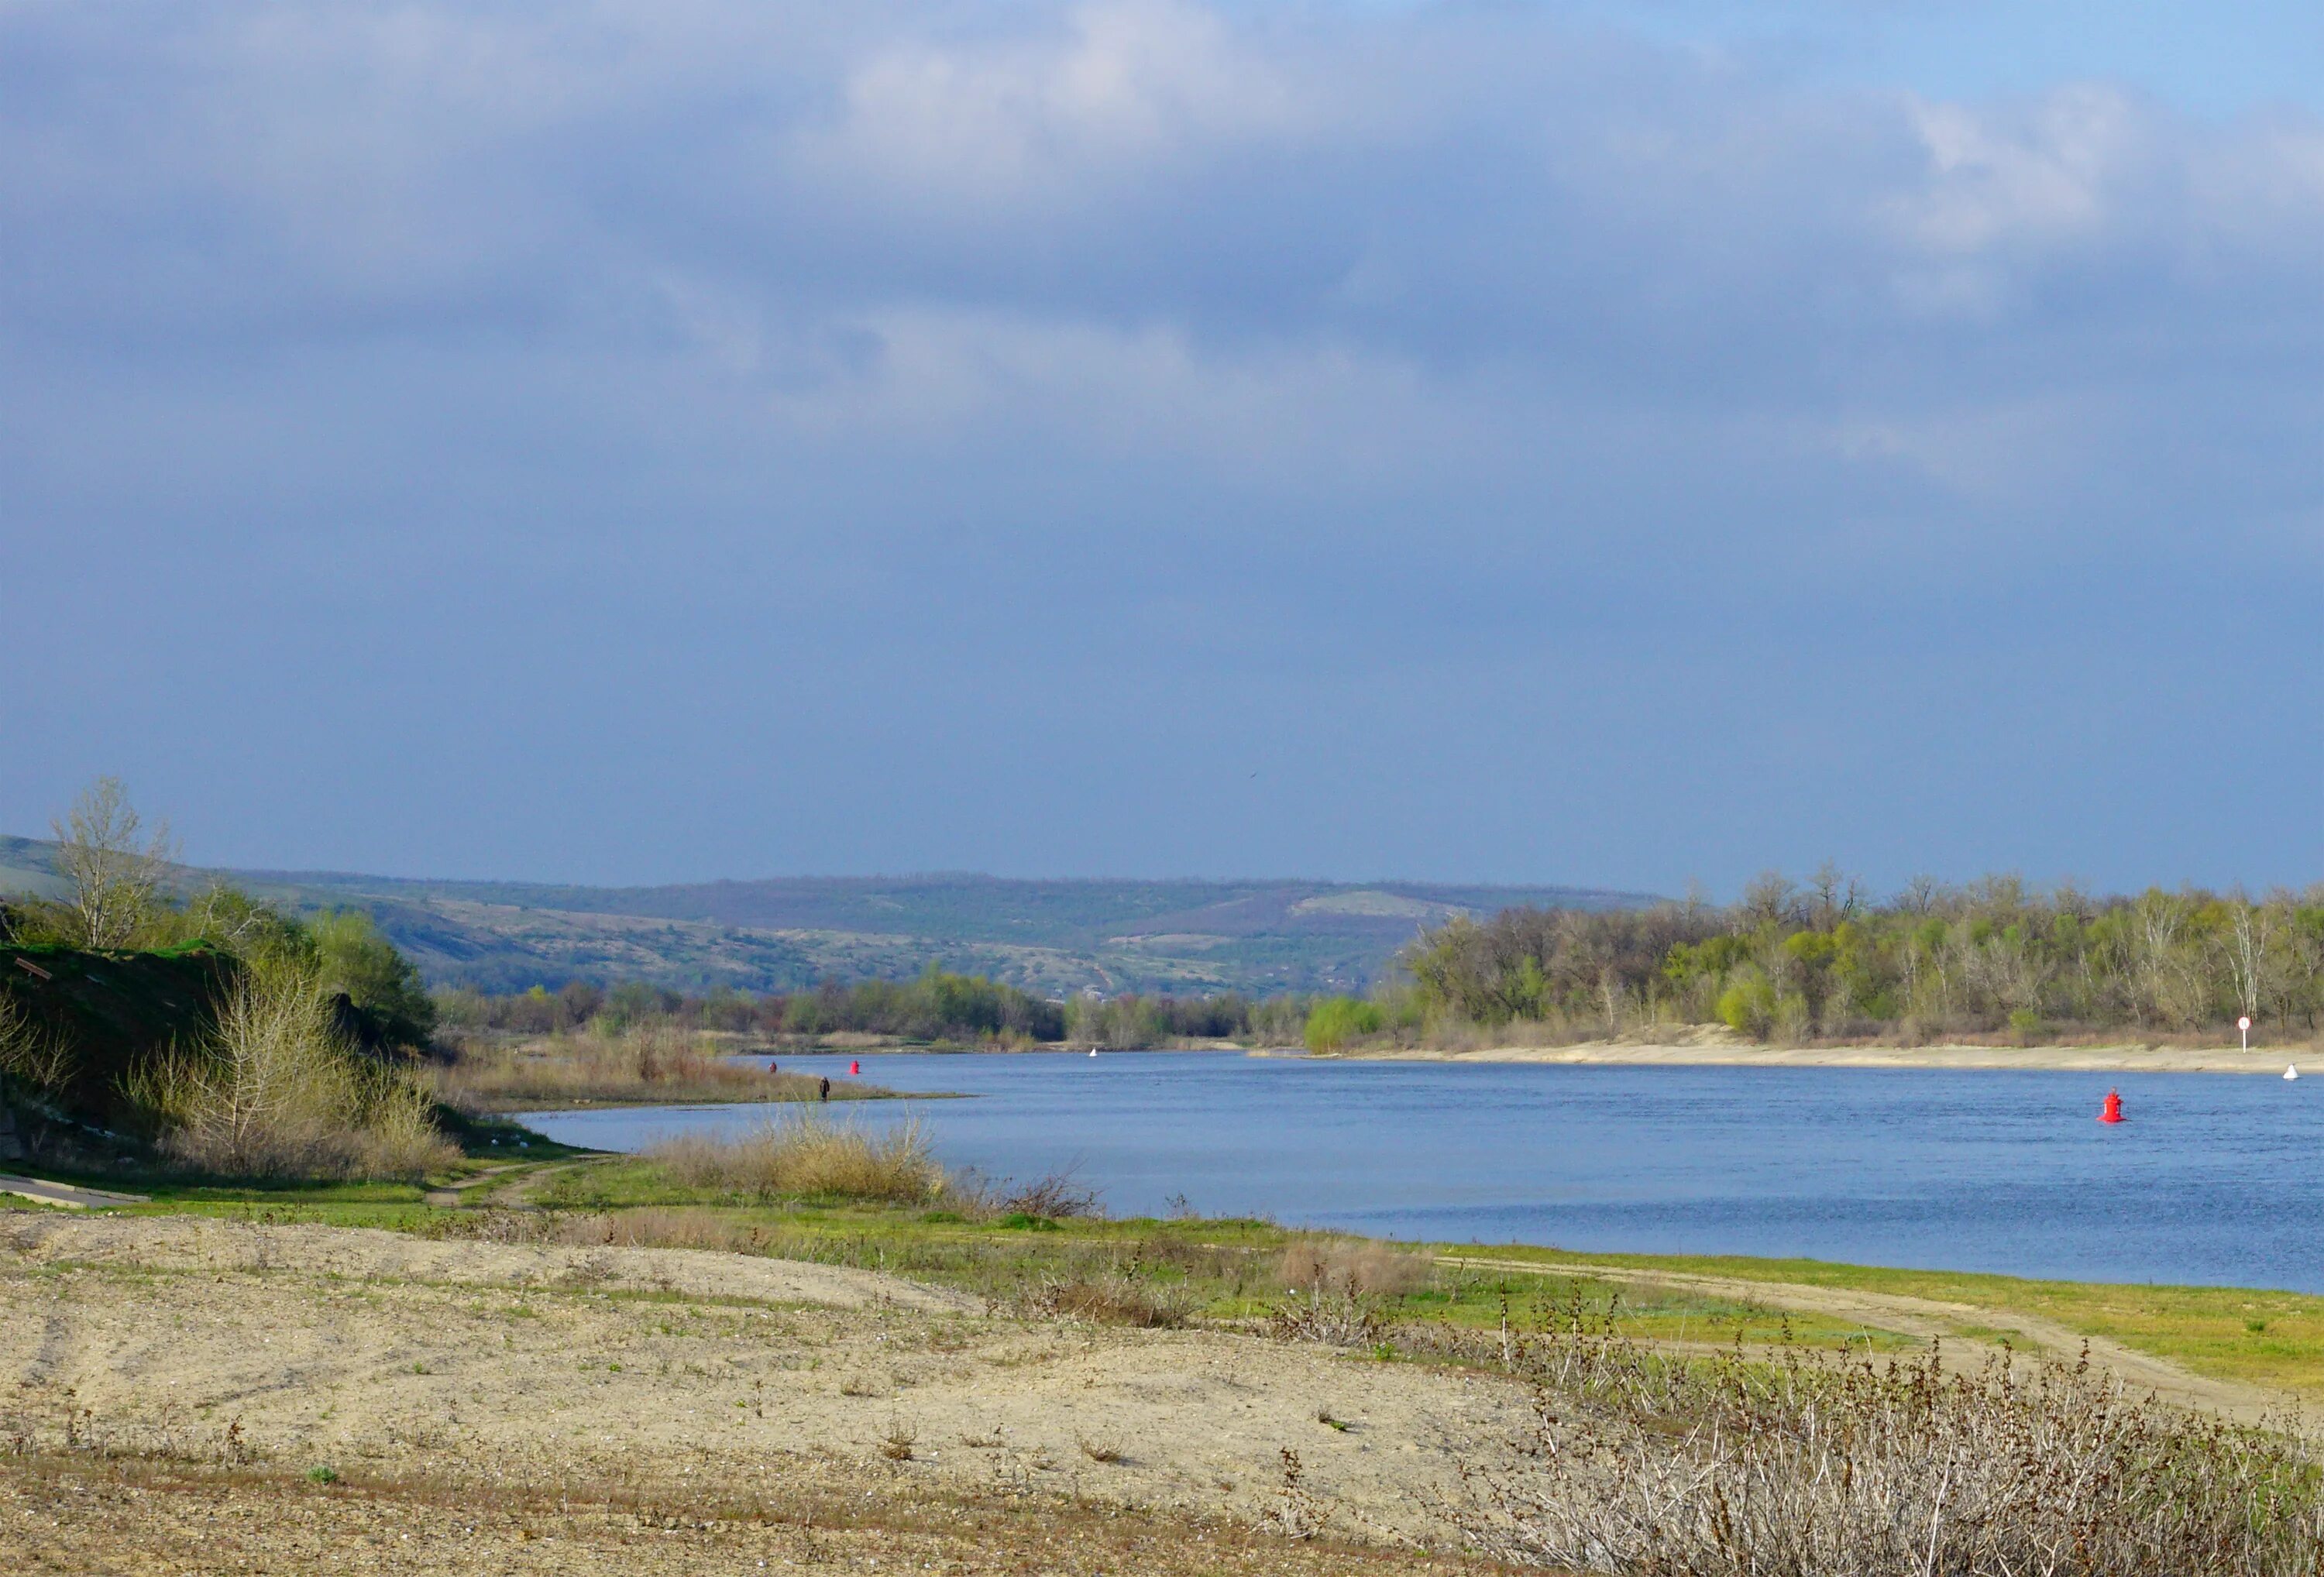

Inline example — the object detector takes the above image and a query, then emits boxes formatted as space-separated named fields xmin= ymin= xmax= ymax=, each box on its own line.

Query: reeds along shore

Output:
xmin=432 ymin=1023 xmax=895 ymax=1109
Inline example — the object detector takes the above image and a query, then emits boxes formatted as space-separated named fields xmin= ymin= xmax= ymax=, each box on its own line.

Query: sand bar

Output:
xmin=1297 ymin=1043 xmax=2307 ymax=1074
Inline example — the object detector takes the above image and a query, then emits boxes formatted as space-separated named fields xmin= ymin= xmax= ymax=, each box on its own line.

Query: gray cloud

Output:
xmin=1 ymin=1 xmax=2315 ymax=888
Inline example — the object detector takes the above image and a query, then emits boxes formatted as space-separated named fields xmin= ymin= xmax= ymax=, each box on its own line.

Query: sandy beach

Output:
xmin=1297 ymin=1041 xmax=2309 ymax=1074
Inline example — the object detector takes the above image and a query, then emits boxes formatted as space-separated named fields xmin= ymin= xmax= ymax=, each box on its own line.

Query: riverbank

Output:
xmin=1290 ymin=1041 xmax=2308 ymax=1074
xmin=4 ymin=1201 xmax=2317 ymax=1572
xmin=9 ymin=1145 xmax=2322 ymax=1572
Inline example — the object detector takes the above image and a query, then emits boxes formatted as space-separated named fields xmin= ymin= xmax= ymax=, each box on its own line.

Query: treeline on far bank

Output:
xmin=435 ymin=868 xmax=2324 ymax=1053
xmin=1382 ymin=869 xmax=2324 ymax=1050
xmin=436 ymin=971 xmax=1312 ymax=1049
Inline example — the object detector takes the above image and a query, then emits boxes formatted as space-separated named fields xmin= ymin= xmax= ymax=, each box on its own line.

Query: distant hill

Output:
xmin=0 ymin=837 xmax=1655 ymax=997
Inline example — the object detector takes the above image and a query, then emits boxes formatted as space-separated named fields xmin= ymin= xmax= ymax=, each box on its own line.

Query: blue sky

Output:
xmin=2 ymin=1 xmax=2317 ymax=895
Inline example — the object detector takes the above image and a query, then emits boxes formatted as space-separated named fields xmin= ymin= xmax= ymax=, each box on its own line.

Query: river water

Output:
xmin=522 ymin=1051 xmax=2324 ymax=1293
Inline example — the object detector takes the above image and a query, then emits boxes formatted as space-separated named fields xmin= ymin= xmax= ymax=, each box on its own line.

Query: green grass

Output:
xmin=1442 ymin=1243 xmax=2324 ymax=1397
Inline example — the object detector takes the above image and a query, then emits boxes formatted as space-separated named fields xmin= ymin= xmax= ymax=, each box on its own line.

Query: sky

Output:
xmin=2 ymin=1 xmax=2318 ymax=897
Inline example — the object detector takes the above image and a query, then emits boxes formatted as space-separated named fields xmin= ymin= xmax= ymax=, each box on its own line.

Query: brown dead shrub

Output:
xmin=1279 ymin=1237 xmax=1431 ymax=1298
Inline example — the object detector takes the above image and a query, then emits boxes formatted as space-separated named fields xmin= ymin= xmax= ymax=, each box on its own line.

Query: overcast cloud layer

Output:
xmin=2 ymin=1 xmax=2318 ymax=893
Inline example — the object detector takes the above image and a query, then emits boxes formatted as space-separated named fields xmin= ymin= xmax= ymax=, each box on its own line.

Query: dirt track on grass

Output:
xmin=1443 ymin=1254 xmax=2302 ymax=1425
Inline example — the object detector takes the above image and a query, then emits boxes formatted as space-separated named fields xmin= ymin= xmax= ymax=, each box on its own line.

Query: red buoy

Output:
xmin=2098 ymin=1088 xmax=2125 ymax=1125
xmin=849 ymin=1060 xmax=861 ymax=1077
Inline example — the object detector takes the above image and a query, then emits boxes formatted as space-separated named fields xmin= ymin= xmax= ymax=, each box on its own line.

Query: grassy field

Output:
xmin=1467 ymin=1244 xmax=2324 ymax=1398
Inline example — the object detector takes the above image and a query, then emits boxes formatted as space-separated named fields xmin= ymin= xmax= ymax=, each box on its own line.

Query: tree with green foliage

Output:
xmin=1403 ymin=874 xmax=2324 ymax=1044
xmin=1304 ymin=996 xmax=1384 ymax=1053
xmin=306 ymin=910 xmax=438 ymax=1048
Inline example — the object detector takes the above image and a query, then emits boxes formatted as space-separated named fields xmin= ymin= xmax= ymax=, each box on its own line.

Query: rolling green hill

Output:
xmin=0 ymin=837 xmax=1652 ymax=997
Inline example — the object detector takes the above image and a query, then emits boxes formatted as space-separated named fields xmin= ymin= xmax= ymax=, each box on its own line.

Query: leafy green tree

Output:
xmin=1304 ymin=996 xmax=1384 ymax=1053
xmin=308 ymin=910 xmax=437 ymax=1047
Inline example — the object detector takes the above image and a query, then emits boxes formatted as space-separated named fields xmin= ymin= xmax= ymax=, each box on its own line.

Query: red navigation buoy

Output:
xmin=2098 ymin=1088 xmax=2125 ymax=1125
xmin=849 ymin=1060 xmax=861 ymax=1077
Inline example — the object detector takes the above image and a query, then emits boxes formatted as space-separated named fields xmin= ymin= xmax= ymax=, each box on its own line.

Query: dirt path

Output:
xmin=0 ymin=1176 xmax=149 ymax=1211
xmin=1442 ymin=1253 xmax=2299 ymax=1424
xmin=419 ymin=1162 xmax=530 ymax=1208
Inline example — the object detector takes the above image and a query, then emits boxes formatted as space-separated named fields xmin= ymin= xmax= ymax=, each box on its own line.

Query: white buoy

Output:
xmin=2287 ymin=1065 xmax=2300 ymax=1081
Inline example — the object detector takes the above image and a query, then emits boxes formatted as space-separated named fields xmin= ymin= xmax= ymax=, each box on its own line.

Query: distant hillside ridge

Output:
xmin=0 ymin=838 xmax=1655 ymax=997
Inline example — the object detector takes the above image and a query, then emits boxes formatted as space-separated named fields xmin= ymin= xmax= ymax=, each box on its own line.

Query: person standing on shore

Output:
xmin=818 ymin=1076 xmax=830 ymax=1102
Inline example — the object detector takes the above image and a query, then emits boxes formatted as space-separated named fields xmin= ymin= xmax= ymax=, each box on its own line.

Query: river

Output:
xmin=521 ymin=1051 xmax=2324 ymax=1292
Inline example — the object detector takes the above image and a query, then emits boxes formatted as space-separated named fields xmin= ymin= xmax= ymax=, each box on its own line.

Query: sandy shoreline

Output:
xmin=1284 ymin=1042 xmax=2309 ymax=1074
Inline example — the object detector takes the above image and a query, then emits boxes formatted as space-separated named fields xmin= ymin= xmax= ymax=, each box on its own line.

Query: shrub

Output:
xmin=308 ymin=909 xmax=437 ymax=1046
xmin=1279 ymin=1237 xmax=1431 ymax=1297
xmin=128 ymin=964 xmax=455 ymax=1180
xmin=0 ymin=991 xmax=77 ymax=1094
xmin=1303 ymin=997 xmax=1384 ymax=1054
xmin=1450 ymin=1332 xmax=2324 ymax=1576
xmin=1024 ymin=1271 xmax=1198 ymax=1328
xmin=1715 ymin=973 xmax=1779 ymax=1039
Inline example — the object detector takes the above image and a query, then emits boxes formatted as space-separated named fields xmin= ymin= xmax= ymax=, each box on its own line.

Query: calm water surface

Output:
xmin=524 ymin=1053 xmax=2324 ymax=1292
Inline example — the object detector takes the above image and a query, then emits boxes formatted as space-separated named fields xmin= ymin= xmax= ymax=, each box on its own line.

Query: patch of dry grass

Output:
xmin=1024 ymin=1271 xmax=1201 ymax=1328
xmin=1452 ymin=1328 xmax=2324 ymax=1575
xmin=645 ymin=1110 xmax=944 ymax=1205
xmin=439 ymin=1025 xmax=899 ymax=1110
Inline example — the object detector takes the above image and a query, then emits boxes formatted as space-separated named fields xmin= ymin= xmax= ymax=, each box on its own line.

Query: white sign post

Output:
xmin=2239 ymin=1015 xmax=2252 ymax=1052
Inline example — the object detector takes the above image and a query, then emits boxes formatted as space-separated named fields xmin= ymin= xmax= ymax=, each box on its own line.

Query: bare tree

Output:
xmin=1806 ymin=861 xmax=1863 ymax=931
xmin=1896 ymin=874 xmax=1944 ymax=916
xmin=2216 ymin=893 xmax=2278 ymax=1030
xmin=50 ymin=777 xmax=176 ymax=948
xmin=2130 ymin=889 xmax=2191 ymax=1027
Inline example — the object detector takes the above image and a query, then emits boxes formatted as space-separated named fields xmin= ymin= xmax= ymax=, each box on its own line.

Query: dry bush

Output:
xmin=645 ymin=1111 xmax=942 ymax=1204
xmin=997 ymin=1170 xmax=1102 ymax=1220
xmin=947 ymin=1166 xmax=1104 ymax=1222
xmin=1450 ymin=1332 xmax=2324 ymax=1576
xmin=130 ymin=967 xmax=455 ymax=1181
xmin=1023 ymin=1271 xmax=1199 ymax=1328
xmin=550 ymin=1207 xmax=767 ymax=1254
xmin=339 ymin=1070 xmax=461 ymax=1180
xmin=0 ymin=991 xmax=76 ymax=1094
xmin=1270 ymin=1287 xmax=1391 ymax=1348
xmin=1280 ymin=1237 xmax=1432 ymax=1298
